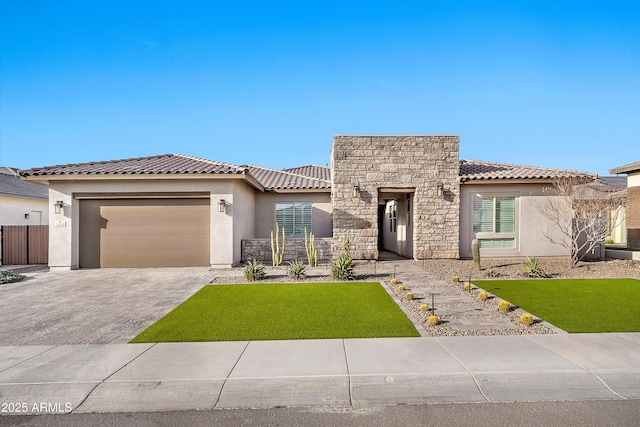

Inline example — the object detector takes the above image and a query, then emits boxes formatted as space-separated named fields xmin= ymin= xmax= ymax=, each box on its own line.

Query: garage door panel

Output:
xmin=80 ymin=198 xmax=210 ymax=268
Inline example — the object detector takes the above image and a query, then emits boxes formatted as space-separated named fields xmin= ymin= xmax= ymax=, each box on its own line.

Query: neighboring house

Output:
xmin=19 ymin=136 xmax=595 ymax=270
xmin=0 ymin=166 xmax=49 ymax=265
xmin=610 ymin=160 xmax=640 ymax=249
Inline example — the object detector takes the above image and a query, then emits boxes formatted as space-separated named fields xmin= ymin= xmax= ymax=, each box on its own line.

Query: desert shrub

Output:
xmin=390 ymin=278 xmax=398 ymax=285
xmin=420 ymin=304 xmax=430 ymax=312
xmin=463 ymin=283 xmax=471 ymax=291
xmin=288 ymin=260 xmax=306 ymax=280
xmin=0 ymin=270 xmax=26 ymax=284
xmin=498 ymin=300 xmax=512 ymax=312
xmin=524 ymin=257 xmax=548 ymax=278
xmin=428 ymin=315 xmax=439 ymax=325
xmin=405 ymin=292 xmax=414 ymax=300
xmin=484 ymin=267 xmax=499 ymax=277
xmin=244 ymin=259 xmax=266 ymax=281
xmin=397 ymin=285 xmax=405 ymax=291
xmin=478 ymin=291 xmax=488 ymax=300
xmin=452 ymin=276 xmax=460 ymax=283
xmin=331 ymin=254 xmax=354 ymax=280
xmin=520 ymin=313 xmax=534 ymax=326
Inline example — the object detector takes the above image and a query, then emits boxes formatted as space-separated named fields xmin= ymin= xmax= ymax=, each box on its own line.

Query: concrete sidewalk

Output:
xmin=1 ymin=333 xmax=639 ymax=414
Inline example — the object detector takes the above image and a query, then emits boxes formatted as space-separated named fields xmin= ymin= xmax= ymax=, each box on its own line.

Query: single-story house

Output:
xmin=610 ymin=160 xmax=640 ymax=249
xmin=20 ymin=135 xmax=595 ymax=270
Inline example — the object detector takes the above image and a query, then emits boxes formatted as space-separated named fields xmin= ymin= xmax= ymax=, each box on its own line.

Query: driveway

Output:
xmin=0 ymin=268 xmax=217 ymax=345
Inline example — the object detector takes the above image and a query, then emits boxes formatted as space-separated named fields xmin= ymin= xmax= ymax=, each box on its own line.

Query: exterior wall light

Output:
xmin=25 ymin=213 xmax=30 ymax=219
xmin=437 ymin=183 xmax=444 ymax=198
xmin=353 ymin=184 xmax=361 ymax=198
xmin=218 ymin=199 xmax=226 ymax=213
xmin=54 ymin=200 xmax=64 ymax=214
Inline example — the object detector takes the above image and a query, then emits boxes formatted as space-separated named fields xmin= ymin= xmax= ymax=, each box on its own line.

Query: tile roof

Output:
xmin=247 ymin=165 xmax=331 ymax=190
xmin=459 ymin=160 xmax=595 ymax=182
xmin=19 ymin=154 xmax=247 ymax=177
xmin=610 ymin=160 xmax=640 ymax=175
xmin=0 ymin=166 xmax=48 ymax=199
xmin=282 ymin=165 xmax=331 ymax=181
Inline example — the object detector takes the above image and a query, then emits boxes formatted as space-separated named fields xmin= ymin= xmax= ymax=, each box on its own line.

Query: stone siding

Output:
xmin=331 ymin=135 xmax=460 ymax=260
xmin=241 ymin=238 xmax=333 ymax=263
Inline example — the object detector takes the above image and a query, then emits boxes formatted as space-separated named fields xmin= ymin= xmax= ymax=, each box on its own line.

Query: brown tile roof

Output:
xmin=19 ymin=154 xmax=247 ymax=177
xmin=246 ymin=165 xmax=331 ymax=190
xmin=610 ymin=160 xmax=640 ymax=175
xmin=282 ymin=165 xmax=331 ymax=181
xmin=459 ymin=160 xmax=595 ymax=182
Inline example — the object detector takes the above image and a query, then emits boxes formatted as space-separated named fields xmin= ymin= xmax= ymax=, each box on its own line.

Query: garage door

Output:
xmin=79 ymin=198 xmax=210 ymax=268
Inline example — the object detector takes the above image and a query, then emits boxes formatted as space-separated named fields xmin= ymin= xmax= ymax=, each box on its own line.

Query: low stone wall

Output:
xmin=241 ymin=238 xmax=333 ymax=264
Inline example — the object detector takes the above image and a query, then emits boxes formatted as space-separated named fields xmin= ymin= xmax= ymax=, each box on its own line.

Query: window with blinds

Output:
xmin=275 ymin=202 xmax=312 ymax=237
xmin=472 ymin=195 xmax=517 ymax=250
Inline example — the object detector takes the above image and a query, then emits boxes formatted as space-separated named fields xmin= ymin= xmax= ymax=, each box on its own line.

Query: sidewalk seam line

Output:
xmin=213 ymin=340 xmax=250 ymax=409
xmin=434 ymin=337 xmax=492 ymax=403
xmin=342 ymin=339 xmax=353 ymax=407
xmin=0 ymin=344 xmax=60 ymax=375
xmin=70 ymin=342 xmax=158 ymax=413
xmin=524 ymin=336 xmax=627 ymax=400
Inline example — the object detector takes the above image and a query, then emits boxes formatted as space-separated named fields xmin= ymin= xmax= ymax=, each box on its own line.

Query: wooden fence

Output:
xmin=1 ymin=225 xmax=49 ymax=265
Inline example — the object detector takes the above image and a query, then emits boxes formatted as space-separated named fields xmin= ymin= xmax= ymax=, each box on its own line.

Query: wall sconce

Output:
xmin=24 ymin=213 xmax=30 ymax=219
xmin=352 ymin=184 xmax=361 ymax=198
xmin=437 ymin=183 xmax=444 ymax=198
xmin=218 ymin=199 xmax=226 ymax=213
xmin=54 ymin=200 xmax=64 ymax=214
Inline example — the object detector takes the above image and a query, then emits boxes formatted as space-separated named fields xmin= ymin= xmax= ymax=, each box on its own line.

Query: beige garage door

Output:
xmin=79 ymin=198 xmax=210 ymax=268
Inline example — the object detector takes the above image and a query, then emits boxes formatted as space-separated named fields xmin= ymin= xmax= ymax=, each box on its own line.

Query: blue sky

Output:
xmin=1 ymin=1 xmax=638 ymax=176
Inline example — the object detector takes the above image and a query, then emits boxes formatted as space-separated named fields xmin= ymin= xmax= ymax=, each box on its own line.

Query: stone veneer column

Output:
xmin=331 ymin=135 xmax=460 ymax=260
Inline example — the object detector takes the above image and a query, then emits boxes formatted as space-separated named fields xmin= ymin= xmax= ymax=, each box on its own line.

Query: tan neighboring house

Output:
xmin=0 ymin=166 xmax=49 ymax=265
xmin=19 ymin=135 xmax=595 ymax=270
xmin=610 ymin=160 xmax=640 ymax=249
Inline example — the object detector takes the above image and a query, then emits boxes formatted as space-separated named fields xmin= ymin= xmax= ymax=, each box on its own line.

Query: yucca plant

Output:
xmin=330 ymin=254 xmax=354 ymax=280
xmin=288 ymin=260 xmax=306 ymax=280
xmin=524 ymin=257 xmax=548 ymax=278
xmin=244 ymin=259 xmax=266 ymax=281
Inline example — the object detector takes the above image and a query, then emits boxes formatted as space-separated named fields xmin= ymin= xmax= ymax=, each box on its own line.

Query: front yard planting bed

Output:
xmin=130 ymin=282 xmax=420 ymax=342
xmin=473 ymin=278 xmax=640 ymax=333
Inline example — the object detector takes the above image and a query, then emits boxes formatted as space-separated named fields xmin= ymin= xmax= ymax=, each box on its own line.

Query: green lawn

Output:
xmin=473 ymin=278 xmax=640 ymax=333
xmin=130 ymin=282 xmax=420 ymax=342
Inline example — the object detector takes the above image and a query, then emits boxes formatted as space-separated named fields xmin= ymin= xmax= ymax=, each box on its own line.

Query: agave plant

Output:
xmin=244 ymin=259 xmax=266 ymax=281
xmin=524 ymin=257 xmax=548 ymax=278
xmin=330 ymin=254 xmax=354 ymax=280
xmin=288 ymin=259 xmax=306 ymax=280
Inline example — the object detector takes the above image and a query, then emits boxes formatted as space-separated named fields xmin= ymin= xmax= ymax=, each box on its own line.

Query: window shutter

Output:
xmin=496 ymin=197 xmax=515 ymax=233
xmin=275 ymin=204 xmax=294 ymax=236
xmin=294 ymin=203 xmax=312 ymax=237
xmin=473 ymin=197 xmax=494 ymax=233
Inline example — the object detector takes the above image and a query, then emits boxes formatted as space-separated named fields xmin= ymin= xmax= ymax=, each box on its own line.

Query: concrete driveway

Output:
xmin=0 ymin=268 xmax=217 ymax=345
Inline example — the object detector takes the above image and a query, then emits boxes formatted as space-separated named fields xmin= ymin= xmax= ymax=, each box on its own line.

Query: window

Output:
xmin=389 ymin=202 xmax=397 ymax=232
xmin=275 ymin=202 xmax=312 ymax=237
xmin=473 ymin=195 xmax=516 ymax=248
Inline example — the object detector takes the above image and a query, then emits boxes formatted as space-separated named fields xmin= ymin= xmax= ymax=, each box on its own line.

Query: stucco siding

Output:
xmin=459 ymin=183 xmax=571 ymax=258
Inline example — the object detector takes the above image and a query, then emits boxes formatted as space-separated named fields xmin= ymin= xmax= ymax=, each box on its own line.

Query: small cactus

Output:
xmin=452 ymin=276 xmax=460 ymax=283
xmin=428 ymin=315 xmax=439 ymax=325
xmin=420 ymin=304 xmax=430 ymax=312
xmin=520 ymin=313 xmax=534 ymax=325
xmin=463 ymin=283 xmax=471 ymax=291
xmin=390 ymin=278 xmax=398 ymax=285
xmin=498 ymin=300 xmax=511 ymax=312
xmin=397 ymin=285 xmax=405 ymax=291
xmin=405 ymin=292 xmax=414 ymax=300
xmin=478 ymin=291 xmax=488 ymax=300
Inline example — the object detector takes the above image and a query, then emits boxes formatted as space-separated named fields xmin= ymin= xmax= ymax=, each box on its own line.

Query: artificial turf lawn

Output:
xmin=473 ymin=278 xmax=640 ymax=333
xmin=130 ymin=282 xmax=420 ymax=342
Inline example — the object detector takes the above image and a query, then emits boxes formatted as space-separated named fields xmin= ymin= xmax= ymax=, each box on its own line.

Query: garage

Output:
xmin=79 ymin=196 xmax=210 ymax=268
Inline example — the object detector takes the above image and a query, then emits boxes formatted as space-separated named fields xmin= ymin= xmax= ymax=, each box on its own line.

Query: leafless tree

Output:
xmin=533 ymin=176 xmax=625 ymax=267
